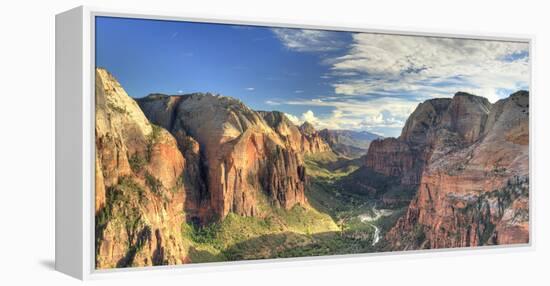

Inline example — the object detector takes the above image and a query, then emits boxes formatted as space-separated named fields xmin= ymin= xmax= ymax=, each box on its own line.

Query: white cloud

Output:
xmin=284 ymin=113 xmax=301 ymax=125
xmin=245 ymin=87 xmax=255 ymax=91
xmin=272 ymin=28 xmax=345 ymax=52
xmin=281 ymin=97 xmax=417 ymax=134
xmin=271 ymin=30 xmax=529 ymax=136
xmin=330 ymin=33 xmax=529 ymax=102
xmin=302 ymin=110 xmax=318 ymax=123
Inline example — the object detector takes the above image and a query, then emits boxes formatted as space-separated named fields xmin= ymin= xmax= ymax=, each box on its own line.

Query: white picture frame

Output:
xmin=55 ymin=5 xmax=535 ymax=280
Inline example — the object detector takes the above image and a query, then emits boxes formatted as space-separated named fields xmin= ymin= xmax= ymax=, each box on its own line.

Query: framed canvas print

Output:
xmin=55 ymin=6 xmax=533 ymax=280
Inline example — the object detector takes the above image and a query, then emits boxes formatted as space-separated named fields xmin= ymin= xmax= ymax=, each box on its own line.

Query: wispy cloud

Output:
xmin=270 ymin=96 xmax=418 ymax=136
xmin=329 ymin=34 xmax=529 ymax=103
xmin=271 ymin=28 xmax=346 ymax=52
xmin=245 ymin=87 xmax=255 ymax=91
xmin=269 ymin=29 xmax=529 ymax=136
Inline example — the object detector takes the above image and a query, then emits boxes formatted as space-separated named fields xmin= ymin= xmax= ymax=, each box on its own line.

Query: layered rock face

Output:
xmin=298 ymin=122 xmax=332 ymax=154
xmin=138 ymin=95 xmax=309 ymax=222
xmin=95 ymin=68 xmax=189 ymax=268
xmin=348 ymin=99 xmax=454 ymax=203
xmin=258 ymin=111 xmax=332 ymax=155
xmin=364 ymin=138 xmax=414 ymax=180
xmin=318 ymin=129 xmax=380 ymax=158
xmin=387 ymin=91 xmax=529 ymax=249
xmin=399 ymin=98 xmax=453 ymax=148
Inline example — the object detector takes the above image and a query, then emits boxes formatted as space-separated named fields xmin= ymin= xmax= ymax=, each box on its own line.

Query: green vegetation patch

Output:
xmin=107 ymin=102 xmax=128 ymax=114
xmin=128 ymin=153 xmax=146 ymax=173
xmin=145 ymin=124 xmax=162 ymax=162
xmin=144 ymin=171 xmax=164 ymax=195
xmin=304 ymin=152 xmax=360 ymax=179
xmin=179 ymin=205 xmax=339 ymax=263
xmin=95 ymin=176 xmax=149 ymax=267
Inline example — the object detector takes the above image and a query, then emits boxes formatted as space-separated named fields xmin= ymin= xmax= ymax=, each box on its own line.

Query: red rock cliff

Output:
xmin=354 ymin=98 xmax=453 ymax=204
xmin=95 ymin=68 xmax=189 ymax=268
xmin=387 ymin=91 xmax=529 ymax=249
xmin=138 ymin=94 xmax=309 ymax=223
xmin=258 ymin=111 xmax=332 ymax=155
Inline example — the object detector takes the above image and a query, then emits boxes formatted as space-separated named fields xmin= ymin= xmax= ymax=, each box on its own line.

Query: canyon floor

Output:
xmin=182 ymin=152 xmax=406 ymax=262
xmin=182 ymin=152 xmax=403 ymax=263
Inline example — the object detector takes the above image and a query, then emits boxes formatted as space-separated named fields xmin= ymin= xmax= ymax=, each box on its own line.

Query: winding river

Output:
xmin=358 ymin=207 xmax=392 ymax=246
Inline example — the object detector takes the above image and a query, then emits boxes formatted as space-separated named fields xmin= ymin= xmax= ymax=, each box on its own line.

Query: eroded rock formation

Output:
xmin=95 ymin=68 xmax=189 ymax=268
xmin=387 ymin=91 xmax=529 ymax=249
xmin=138 ymin=95 xmax=311 ymax=223
xmin=258 ymin=111 xmax=332 ymax=155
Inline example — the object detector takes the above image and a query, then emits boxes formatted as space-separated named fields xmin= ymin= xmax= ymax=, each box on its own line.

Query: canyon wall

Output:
xmin=95 ymin=68 xmax=189 ymax=268
xmin=138 ymin=94 xmax=316 ymax=223
xmin=259 ymin=111 xmax=332 ymax=155
xmin=94 ymin=68 xmax=336 ymax=268
xmin=345 ymin=99 xmax=453 ymax=204
xmin=387 ymin=91 xmax=529 ymax=249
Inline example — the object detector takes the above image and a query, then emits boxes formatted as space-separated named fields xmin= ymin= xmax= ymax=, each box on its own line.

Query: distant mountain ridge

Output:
xmin=318 ymin=129 xmax=382 ymax=158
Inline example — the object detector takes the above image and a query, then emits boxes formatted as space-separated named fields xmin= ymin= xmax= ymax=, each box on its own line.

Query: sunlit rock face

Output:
xmin=387 ymin=91 xmax=529 ymax=249
xmin=138 ymin=94 xmax=312 ymax=223
xmin=95 ymin=68 xmax=189 ymax=268
xmin=258 ymin=111 xmax=332 ymax=155
xmin=354 ymin=98 xmax=454 ymax=204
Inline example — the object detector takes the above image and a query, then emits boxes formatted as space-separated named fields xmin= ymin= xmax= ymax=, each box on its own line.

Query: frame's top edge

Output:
xmin=55 ymin=5 xmax=84 ymax=17
xmin=83 ymin=6 xmax=532 ymax=43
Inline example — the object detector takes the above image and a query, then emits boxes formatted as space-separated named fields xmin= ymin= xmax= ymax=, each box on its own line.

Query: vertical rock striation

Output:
xmin=347 ymin=99 xmax=454 ymax=204
xmin=138 ymin=95 xmax=312 ymax=223
xmin=258 ymin=111 xmax=332 ymax=155
xmin=387 ymin=91 xmax=529 ymax=249
xmin=95 ymin=68 xmax=189 ymax=268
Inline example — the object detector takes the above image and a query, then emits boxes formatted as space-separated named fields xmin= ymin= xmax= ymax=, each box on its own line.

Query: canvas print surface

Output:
xmin=94 ymin=16 xmax=530 ymax=269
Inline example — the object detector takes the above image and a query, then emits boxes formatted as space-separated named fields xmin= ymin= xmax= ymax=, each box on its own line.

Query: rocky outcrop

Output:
xmin=399 ymin=98 xmax=452 ymax=148
xmin=318 ymin=129 xmax=380 ymax=158
xmin=355 ymin=93 xmax=493 ymax=205
xmin=258 ymin=111 xmax=332 ymax=155
xmin=298 ymin=122 xmax=332 ymax=154
xmin=138 ymin=94 xmax=308 ymax=223
xmin=364 ymin=138 xmax=414 ymax=180
xmin=95 ymin=68 xmax=189 ymax=268
xmin=345 ymin=100 xmax=450 ymax=203
xmin=259 ymin=111 xmax=304 ymax=152
xmin=350 ymin=98 xmax=451 ymax=200
xmin=387 ymin=91 xmax=529 ymax=249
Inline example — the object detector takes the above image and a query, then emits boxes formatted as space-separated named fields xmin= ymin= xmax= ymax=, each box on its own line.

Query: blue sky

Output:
xmin=96 ymin=16 xmax=529 ymax=137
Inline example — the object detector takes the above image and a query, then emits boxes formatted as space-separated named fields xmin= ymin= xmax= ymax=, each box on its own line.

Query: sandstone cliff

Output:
xmin=364 ymin=138 xmax=415 ymax=182
xmin=138 ymin=94 xmax=309 ymax=223
xmin=95 ymin=68 xmax=189 ymax=268
xmin=387 ymin=91 xmax=529 ymax=249
xmin=258 ymin=111 xmax=332 ymax=155
xmin=298 ymin=122 xmax=333 ymax=154
xmin=353 ymin=95 xmax=487 ymax=205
